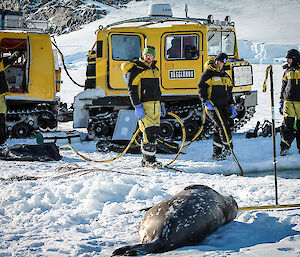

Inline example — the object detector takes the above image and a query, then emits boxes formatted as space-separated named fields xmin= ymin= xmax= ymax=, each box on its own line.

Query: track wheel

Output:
xmin=159 ymin=121 xmax=174 ymax=138
xmin=184 ymin=121 xmax=200 ymax=140
xmin=47 ymin=119 xmax=58 ymax=130
xmin=94 ymin=122 xmax=109 ymax=137
xmin=12 ymin=123 xmax=31 ymax=138
xmin=38 ymin=112 xmax=57 ymax=131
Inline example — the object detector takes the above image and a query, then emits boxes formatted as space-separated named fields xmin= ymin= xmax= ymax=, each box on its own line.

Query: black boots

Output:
xmin=212 ymin=143 xmax=226 ymax=161
xmin=141 ymin=142 xmax=161 ymax=167
xmin=280 ymin=141 xmax=289 ymax=156
xmin=212 ymin=143 xmax=232 ymax=161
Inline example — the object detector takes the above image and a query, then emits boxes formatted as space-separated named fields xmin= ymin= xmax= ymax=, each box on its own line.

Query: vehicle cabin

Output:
xmin=89 ymin=5 xmax=253 ymax=97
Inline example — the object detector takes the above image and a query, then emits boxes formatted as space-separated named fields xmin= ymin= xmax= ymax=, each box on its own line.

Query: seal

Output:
xmin=112 ymin=184 xmax=238 ymax=256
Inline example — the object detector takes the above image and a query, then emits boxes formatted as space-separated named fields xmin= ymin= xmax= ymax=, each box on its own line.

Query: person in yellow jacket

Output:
xmin=198 ymin=53 xmax=237 ymax=160
xmin=278 ymin=49 xmax=300 ymax=156
xmin=121 ymin=46 xmax=166 ymax=167
xmin=0 ymin=50 xmax=20 ymax=146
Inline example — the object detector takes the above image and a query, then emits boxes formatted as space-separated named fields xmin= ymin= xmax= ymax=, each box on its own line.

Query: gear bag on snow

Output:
xmin=0 ymin=142 xmax=62 ymax=161
xmin=246 ymin=120 xmax=280 ymax=138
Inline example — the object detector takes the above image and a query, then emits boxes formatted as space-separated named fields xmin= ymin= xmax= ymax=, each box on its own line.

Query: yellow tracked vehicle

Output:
xmin=1 ymin=9 xmax=61 ymax=138
xmin=74 ymin=4 xmax=257 ymax=140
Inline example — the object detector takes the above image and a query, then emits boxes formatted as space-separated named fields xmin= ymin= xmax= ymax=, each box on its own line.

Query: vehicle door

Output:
xmin=161 ymin=32 xmax=203 ymax=91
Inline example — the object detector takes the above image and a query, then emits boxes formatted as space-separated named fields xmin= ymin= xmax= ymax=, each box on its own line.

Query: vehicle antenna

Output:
xmin=185 ymin=4 xmax=189 ymax=18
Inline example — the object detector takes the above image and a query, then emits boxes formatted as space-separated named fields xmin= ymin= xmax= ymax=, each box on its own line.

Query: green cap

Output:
xmin=142 ymin=46 xmax=156 ymax=58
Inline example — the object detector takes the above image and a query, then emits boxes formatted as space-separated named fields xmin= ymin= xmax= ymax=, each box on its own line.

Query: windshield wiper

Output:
xmin=208 ymin=34 xmax=215 ymax=41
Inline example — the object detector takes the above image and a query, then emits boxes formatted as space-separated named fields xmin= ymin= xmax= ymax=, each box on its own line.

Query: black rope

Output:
xmin=51 ymin=36 xmax=85 ymax=88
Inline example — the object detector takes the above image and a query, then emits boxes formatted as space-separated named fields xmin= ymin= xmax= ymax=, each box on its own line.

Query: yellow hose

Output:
xmin=60 ymin=129 xmax=141 ymax=163
xmin=128 ymin=202 xmax=300 ymax=215
xmin=60 ymin=112 xmax=186 ymax=168
xmin=238 ymin=203 xmax=300 ymax=211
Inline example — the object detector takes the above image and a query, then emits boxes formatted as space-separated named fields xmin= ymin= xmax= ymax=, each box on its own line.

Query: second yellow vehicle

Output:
xmin=74 ymin=4 xmax=257 ymax=140
xmin=1 ymin=9 xmax=61 ymax=138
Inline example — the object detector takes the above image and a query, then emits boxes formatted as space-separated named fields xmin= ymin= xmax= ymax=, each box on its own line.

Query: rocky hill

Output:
xmin=0 ymin=0 xmax=132 ymax=35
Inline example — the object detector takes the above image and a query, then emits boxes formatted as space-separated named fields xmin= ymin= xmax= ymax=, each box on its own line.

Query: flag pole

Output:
xmin=263 ymin=65 xmax=279 ymax=205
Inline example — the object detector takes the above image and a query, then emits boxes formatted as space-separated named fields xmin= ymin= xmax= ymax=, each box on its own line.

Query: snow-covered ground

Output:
xmin=1 ymin=1 xmax=300 ymax=256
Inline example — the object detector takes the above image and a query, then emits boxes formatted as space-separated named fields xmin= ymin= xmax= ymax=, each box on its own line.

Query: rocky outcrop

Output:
xmin=0 ymin=0 xmax=131 ymax=35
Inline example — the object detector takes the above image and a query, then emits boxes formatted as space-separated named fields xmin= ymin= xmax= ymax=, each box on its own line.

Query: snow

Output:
xmin=1 ymin=0 xmax=300 ymax=256
xmin=73 ymin=89 xmax=106 ymax=128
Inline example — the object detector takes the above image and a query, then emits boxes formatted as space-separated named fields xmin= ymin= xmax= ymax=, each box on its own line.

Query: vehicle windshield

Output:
xmin=207 ymin=30 xmax=235 ymax=56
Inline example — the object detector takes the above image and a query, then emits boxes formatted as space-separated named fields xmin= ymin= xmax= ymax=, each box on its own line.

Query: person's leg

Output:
xmin=280 ymin=101 xmax=296 ymax=156
xmin=294 ymin=102 xmax=300 ymax=153
xmin=141 ymin=126 xmax=159 ymax=164
xmin=295 ymin=119 xmax=300 ymax=153
xmin=139 ymin=101 xmax=161 ymax=166
xmin=218 ymin=107 xmax=233 ymax=155
xmin=0 ymin=113 xmax=7 ymax=145
xmin=206 ymin=110 xmax=225 ymax=160
xmin=212 ymin=132 xmax=225 ymax=160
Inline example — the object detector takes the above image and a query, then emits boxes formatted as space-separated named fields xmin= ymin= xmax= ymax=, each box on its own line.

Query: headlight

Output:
xmin=232 ymin=65 xmax=253 ymax=86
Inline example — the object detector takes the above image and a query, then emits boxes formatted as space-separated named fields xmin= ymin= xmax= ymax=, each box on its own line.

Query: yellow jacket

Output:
xmin=0 ymin=95 xmax=6 ymax=114
xmin=121 ymin=58 xmax=161 ymax=106
xmin=198 ymin=60 xmax=234 ymax=106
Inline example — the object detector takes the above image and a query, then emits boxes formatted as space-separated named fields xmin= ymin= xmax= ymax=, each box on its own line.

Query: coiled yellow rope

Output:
xmin=60 ymin=112 xmax=186 ymax=169
xmin=238 ymin=203 xmax=300 ymax=211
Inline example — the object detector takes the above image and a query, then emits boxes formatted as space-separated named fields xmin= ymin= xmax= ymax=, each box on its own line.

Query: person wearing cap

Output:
xmin=0 ymin=50 xmax=21 ymax=147
xmin=279 ymin=48 xmax=300 ymax=156
xmin=198 ymin=52 xmax=236 ymax=160
xmin=121 ymin=46 xmax=166 ymax=167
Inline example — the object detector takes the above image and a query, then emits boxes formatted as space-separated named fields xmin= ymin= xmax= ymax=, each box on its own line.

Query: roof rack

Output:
xmin=0 ymin=9 xmax=49 ymax=33
xmin=100 ymin=3 xmax=234 ymax=30
xmin=101 ymin=16 xmax=234 ymax=31
xmin=102 ymin=16 xmax=207 ymax=30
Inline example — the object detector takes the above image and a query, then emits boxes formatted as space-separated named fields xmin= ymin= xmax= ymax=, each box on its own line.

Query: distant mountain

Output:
xmin=0 ymin=0 xmax=132 ymax=35
xmin=238 ymin=40 xmax=300 ymax=64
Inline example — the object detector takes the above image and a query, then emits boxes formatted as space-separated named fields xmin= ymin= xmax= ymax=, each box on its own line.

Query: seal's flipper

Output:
xmin=112 ymin=241 xmax=160 ymax=256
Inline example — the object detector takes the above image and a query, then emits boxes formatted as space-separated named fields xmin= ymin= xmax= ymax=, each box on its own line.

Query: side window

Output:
xmin=111 ymin=34 xmax=141 ymax=61
xmin=165 ymin=34 xmax=198 ymax=60
xmin=1 ymin=38 xmax=27 ymax=93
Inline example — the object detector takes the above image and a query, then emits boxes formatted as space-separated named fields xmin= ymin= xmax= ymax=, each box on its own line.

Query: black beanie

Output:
xmin=215 ymin=52 xmax=228 ymax=62
xmin=286 ymin=49 xmax=300 ymax=60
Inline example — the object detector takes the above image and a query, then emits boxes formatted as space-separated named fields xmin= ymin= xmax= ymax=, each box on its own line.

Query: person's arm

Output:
xmin=279 ymin=71 xmax=288 ymax=115
xmin=227 ymin=75 xmax=235 ymax=105
xmin=3 ymin=51 xmax=21 ymax=68
xmin=127 ymin=67 xmax=142 ymax=107
xmin=280 ymin=70 xmax=288 ymax=100
xmin=197 ymin=70 xmax=210 ymax=103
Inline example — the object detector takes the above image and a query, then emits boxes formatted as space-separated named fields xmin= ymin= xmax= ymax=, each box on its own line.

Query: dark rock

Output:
xmin=0 ymin=0 xmax=133 ymax=35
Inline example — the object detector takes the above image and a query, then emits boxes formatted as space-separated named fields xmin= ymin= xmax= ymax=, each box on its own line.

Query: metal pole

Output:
xmin=269 ymin=65 xmax=279 ymax=205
